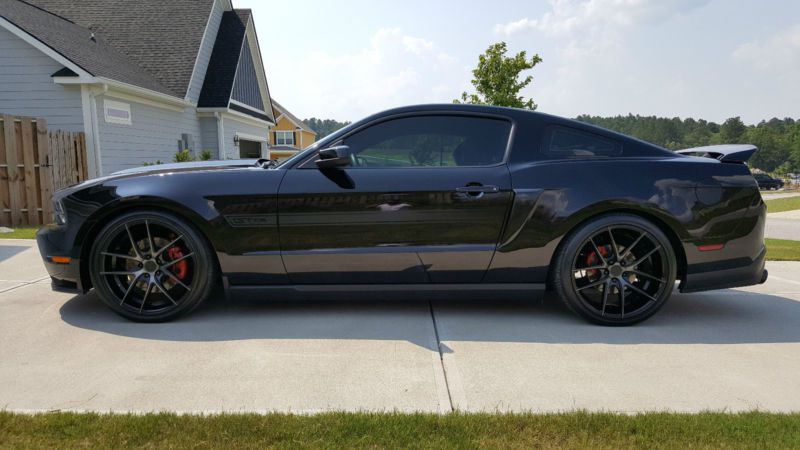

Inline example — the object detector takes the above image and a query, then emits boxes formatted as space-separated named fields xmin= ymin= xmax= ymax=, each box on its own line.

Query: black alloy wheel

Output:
xmin=553 ymin=214 xmax=677 ymax=325
xmin=89 ymin=211 xmax=216 ymax=322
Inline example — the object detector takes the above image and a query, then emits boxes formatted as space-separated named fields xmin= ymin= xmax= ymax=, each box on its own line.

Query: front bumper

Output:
xmin=36 ymin=225 xmax=82 ymax=293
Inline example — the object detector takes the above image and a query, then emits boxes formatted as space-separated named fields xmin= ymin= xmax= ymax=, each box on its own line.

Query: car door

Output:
xmin=277 ymin=113 xmax=514 ymax=284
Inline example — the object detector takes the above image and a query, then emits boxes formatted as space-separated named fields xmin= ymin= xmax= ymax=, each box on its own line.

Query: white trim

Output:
xmin=103 ymin=99 xmax=132 ymax=125
xmin=199 ymin=107 xmax=273 ymax=127
xmin=236 ymin=132 xmax=267 ymax=143
xmin=230 ymin=99 xmax=266 ymax=115
xmin=80 ymin=85 xmax=100 ymax=177
xmin=274 ymin=130 xmax=295 ymax=147
xmin=96 ymin=78 xmax=193 ymax=107
xmin=0 ymin=17 xmax=94 ymax=80
xmin=52 ymin=76 xmax=90 ymax=84
xmin=104 ymin=91 xmax=184 ymax=113
xmin=215 ymin=112 xmax=226 ymax=160
xmin=86 ymin=84 xmax=107 ymax=176
xmin=185 ymin=0 xmax=217 ymax=102
xmin=222 ymin=109 xmax=272 ymax=128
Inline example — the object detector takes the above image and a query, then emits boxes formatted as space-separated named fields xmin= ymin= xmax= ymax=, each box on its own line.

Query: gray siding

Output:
xmin=230 ymin=36 xmax=264 ymax=111
xmin=0 ymin=26 xmax=84 ymax=131
xmin=221 ymin=115 xmax=268 ymax=159
xmin=185 ymin=0 xmax=225 ymax=104
xmin=95 ymin=94 xmax=204 ymax=173
xmin=199 ymin=116 xmax=219 ymax=157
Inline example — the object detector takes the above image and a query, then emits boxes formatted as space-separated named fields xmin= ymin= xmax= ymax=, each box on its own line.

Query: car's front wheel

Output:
xmin=552 ymin=214 xmax=677 ymax=326
xmin=89 ymin=210 xmax=217 ymax=322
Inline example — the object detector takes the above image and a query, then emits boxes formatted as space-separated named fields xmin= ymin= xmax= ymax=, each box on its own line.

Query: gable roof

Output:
xmin=20 ymin=0 xmax=215 ymax=98
xmin=1 ymin=0 xmax=173 ymax=95
xmin=272 ymin=100 xmax=315 ymax=134
xmin=198 ymin=9 xmax=274 ymax=123
xmin=197 ymin=9 xmax=249 ymax=109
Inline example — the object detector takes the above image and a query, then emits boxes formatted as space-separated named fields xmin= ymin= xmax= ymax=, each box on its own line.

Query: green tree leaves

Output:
xmin=455 ymin=42 xmax=542 ymax=110
xmin=577 ymin=115 xmax=799 ymax=172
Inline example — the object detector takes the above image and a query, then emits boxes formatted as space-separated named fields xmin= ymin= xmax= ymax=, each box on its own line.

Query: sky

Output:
xmin=236 ymin=0 xmax=800 ymax=124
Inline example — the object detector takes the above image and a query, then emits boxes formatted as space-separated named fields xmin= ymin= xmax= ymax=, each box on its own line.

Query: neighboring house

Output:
xmin=0 ymin=0 xmax=275 ymax=176
xmin=267 ymin=100 xmax=316 ymax=160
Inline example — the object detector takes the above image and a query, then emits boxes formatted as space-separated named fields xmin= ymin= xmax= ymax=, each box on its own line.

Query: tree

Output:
xmin=455 ymin=42 xmax=542 ymax=110
xmin=304 ymin=118 xmax=352 ymax=138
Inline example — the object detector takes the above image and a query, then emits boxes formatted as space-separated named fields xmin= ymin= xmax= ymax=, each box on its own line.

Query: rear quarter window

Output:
xmin=542 ymin=126 xmax=622 ymax=158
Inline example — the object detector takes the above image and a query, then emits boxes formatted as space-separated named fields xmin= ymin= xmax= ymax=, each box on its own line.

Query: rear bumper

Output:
xmin=679 ymin=244 xmax=767 ymax=293
xmin=36 ymin=225 xmax=83 ymax=293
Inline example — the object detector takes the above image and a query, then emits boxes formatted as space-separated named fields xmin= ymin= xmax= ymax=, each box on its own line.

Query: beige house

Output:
xmin=267 ymin=100 xmax=316 ymax=160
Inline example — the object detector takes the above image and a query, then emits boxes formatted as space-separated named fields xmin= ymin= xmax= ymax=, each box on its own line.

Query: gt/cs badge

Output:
xmin=224 ymin=214 xmax=275 ymax=228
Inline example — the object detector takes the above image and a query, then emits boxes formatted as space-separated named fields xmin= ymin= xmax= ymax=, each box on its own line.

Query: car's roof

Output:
xmin=365 ymin=104 xmax=671 ymax=154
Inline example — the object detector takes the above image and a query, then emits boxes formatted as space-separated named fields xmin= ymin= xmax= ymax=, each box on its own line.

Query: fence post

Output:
xmin=3 ymin=115 xmax=22 ymax=227
xmin=21 ymin=118 xmax=38 ymax=225
xmin=36 ymin=119 xmax=53 ymax=223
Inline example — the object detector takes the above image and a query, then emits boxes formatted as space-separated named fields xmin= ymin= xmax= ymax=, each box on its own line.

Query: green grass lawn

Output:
xmin=765 ymin=195 xmax=800 ymax=213
xmin=765 ymin=239 xmax=800 ymax=261
xmin=1 ymin=411 xmax=799 ymax=449
xmin=0 ymin=227 xmax=38 ymax=239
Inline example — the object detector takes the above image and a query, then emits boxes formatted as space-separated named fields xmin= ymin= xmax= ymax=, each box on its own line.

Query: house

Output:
xmin=268 ymin=100 xmax=316 ymax=160
xmin=0 ymin=0 xmax=275 ymax=176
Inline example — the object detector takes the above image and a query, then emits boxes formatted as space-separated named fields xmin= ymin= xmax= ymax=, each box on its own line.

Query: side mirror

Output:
xmin=315 ymin=145 xmax=351 ymax=169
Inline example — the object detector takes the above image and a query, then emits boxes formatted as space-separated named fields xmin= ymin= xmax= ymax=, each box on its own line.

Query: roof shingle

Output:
xmin=1 ymin=0 xmax=174 ymax=95
xmin=19 ymin=0 xmax=215 ymax=98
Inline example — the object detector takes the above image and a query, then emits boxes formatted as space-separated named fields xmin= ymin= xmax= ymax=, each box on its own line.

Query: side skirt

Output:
xmin=227 ymin=283 xmax=547 ymax=301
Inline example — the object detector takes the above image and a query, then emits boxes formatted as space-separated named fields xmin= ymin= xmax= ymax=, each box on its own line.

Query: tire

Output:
xmin=89 ymin=210 xmax=217 ymax=322
xmin=552 ymin=214 xmax=677 ymax=326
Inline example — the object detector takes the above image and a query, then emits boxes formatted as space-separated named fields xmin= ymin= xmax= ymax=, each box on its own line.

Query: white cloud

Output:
xmin=495 ymin=0 xmax=711 ymax=118
xmin=733 ymin=24 xmax=800 ymax=80
xmin=496 ymin=0 xmax=709 ymax=37
xmin=402 ymin=35 xmax=434 ymax=55
xmin=494 ymin=17 xmax=538 ymax=36
xmin=267 ymin=28 xmax=461 ymax=120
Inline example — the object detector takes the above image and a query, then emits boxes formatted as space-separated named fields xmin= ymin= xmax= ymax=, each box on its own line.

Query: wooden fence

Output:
xmin=0 ymin=115 xmax=89 ymax=227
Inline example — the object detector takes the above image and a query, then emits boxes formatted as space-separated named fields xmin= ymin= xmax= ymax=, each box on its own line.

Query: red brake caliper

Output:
xmin=585 ymin=245 xmax=610 ymax=279
xmin=167 ymin=246 xmax=189 ymax=280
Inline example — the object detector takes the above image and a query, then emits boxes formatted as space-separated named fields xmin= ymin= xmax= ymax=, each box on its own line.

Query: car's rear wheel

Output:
xmin=552 ymin=214 xmax=677 ymax=326
xmin=89 ymin=210 xmax=216 ymax=322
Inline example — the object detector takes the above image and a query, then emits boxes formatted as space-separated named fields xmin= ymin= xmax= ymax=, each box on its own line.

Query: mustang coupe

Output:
xmin=37 ymin=104 xmax=768 ymax=325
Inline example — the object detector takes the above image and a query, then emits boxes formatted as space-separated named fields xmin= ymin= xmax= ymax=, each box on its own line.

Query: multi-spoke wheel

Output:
xmin=552 ymin=214 xmax=677 ymax=325
xmin=89 ymin=211 xmax=217 ymax=322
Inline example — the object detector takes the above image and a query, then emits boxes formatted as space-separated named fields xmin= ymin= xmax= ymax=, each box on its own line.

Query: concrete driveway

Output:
xmin=766 ymin=209 xmax=800 ymax=241
xmin=1 ymin=238 xmax=800 ymax=414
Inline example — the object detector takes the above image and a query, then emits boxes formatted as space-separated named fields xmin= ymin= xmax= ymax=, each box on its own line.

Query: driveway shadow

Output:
xmin=432 ymin=290 xmax=800 ymax=345
xmin=0 ymin=245 xmax=31 ymax=262
xmin=59 ymin=288 xmax=800 ymax=348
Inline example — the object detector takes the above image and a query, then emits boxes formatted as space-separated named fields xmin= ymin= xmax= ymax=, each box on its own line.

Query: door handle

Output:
xmin=456 ymin=185 xmax=499 ymax=194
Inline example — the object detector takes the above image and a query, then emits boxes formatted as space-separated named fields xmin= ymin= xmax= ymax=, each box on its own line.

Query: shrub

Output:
xmin=174 ymin=149 xmax=194 ymax=163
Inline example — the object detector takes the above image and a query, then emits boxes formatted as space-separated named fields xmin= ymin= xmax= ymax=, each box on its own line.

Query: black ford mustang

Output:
xmin=37 ymin=104 xmax=768 ymax=325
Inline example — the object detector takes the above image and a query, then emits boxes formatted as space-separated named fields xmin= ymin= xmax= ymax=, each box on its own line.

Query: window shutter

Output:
xmin=294 ymin=131 xmax=298 ymax=147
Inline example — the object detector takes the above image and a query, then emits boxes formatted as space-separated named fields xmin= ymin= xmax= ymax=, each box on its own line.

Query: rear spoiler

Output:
xmin=675 ymin=144 xmax=758 ymax=163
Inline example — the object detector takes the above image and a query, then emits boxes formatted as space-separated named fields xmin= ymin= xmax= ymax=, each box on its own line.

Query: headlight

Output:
xmin=53 ymin=199 xmax=67 ymax=225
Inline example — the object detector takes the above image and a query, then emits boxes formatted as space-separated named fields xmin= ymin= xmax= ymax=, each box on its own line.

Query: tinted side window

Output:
xmin=343 ymin=115 xmax=511 ymax=168
xmin=544 ymin=127 xmax=622 ymax=158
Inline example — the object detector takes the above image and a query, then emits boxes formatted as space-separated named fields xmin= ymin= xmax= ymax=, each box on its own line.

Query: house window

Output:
xmin=275 ymin=131 xmax=295 ymax=146
xmin=104 ymin=99 xmax=131 ymax=125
